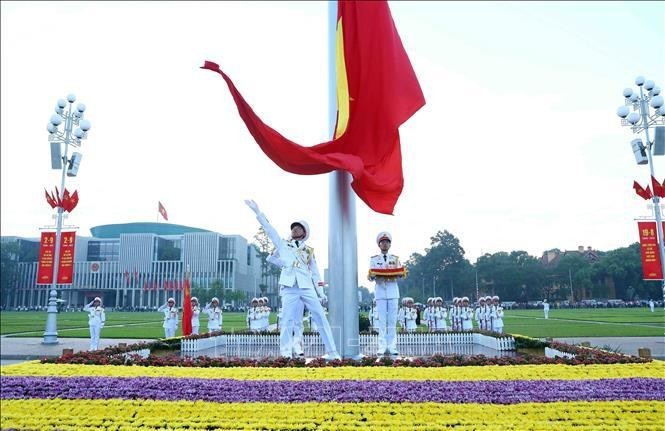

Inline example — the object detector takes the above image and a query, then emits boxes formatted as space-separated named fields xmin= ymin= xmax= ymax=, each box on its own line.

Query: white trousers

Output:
xmin=89 ymin=324 xmax=101 ymax=350
xmin=192 ymin=325 xmax=199 ymax=335
xmin=164 ymin=327 xmax=176 ymax=338
xmin=292 ymin=301 xmax=305 ymax=355
xmin=376 ymin=298 xmax=398 ymax=352
xmin=544 ymin=309 xmax=549 ymax=319
xmin=280 ymin=285 xmax=337 ymax=357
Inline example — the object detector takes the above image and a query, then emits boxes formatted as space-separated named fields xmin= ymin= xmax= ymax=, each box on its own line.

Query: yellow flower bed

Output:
xmin=1 ymin=399 xmax=663 ymax=430
xmin=2 ymin=360 xmax=664 ymax=381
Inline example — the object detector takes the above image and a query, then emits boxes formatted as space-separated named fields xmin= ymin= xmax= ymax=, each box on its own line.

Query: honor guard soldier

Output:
xmin=460 ymin=297 xmax=473 ymax=331
xmin=83 ymin=296 xmax=106 ymax=350
xmin=474 ymin=297 xmax=486 ymax=330
xmin=492 ymin=295 xmax=504 ymax=333
xmin=158 ymin=297 xmax=179 ymax=338
xmin=423 ymin=298 xmax=433 ymax=332
xmin=543 ymin=299 xmax=550 ymax=319
xmin=449 ymin=297 xmax=459 ymax=331
xmin=434 ymin=297 xmax=447 ymax=332
xmin=245 ymin=199 xmax=340 ymax=360
xmin=248 ymin=298 xmax=261 ymax=332
xmin=404 ymin=297 xmax=418 ymax=332
xmin=368 ymin=231 xmax=407 ymax=356
xmin=204 ymin=297 xmax=223 ymax=333
xmin=484 ymin=296 xmax=495 ymax=330
xmin=190 ymin=297 xmax=201 ymax=335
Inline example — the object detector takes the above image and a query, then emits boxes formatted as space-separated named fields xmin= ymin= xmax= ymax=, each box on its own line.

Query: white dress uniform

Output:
xmin=250 ymin=206 xmax=339 ymax=359
xmin=158 ymin=301 xmax=178 ymax=338
xmin=369 ymin=243 xmax=404 ymax=355
xmin=83 ymin=299 xmax=105 ymax=350
xmin=404 ymin=307 xmax=417 ymax=332
xmin=191 ymin=304 xmax=200 ymax=335
xmin=434 ymin=306 xmax=447 ymax=331
xmin=204 ymin=303 xmax=223 ymax=332
xmin=460 ymin=306 xmax=473 ymax=331
xmin=268 ymin=250 xmax=305 ymax=356
xmin=369 ymin=305 xmax=380 ymax=332
xmin=492 ymin=305 xmax=504 ymax=333
xmin=249 ymin=306 xmax=262 ymax=332
xmin=543 ymin=300 xmax=550 ymax=319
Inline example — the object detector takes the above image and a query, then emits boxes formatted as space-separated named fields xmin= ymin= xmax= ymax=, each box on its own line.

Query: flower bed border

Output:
xmin=39 ymin=332 xmax=649 ymax=367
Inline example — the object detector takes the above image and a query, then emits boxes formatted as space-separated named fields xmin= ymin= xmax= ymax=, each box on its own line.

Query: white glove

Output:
xmin=244 ymin=199 xmax=260 ymax=214
xmin=318 ymin=293 xmax=328 ymax=305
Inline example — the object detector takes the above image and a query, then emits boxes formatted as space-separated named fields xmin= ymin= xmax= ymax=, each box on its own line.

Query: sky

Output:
xmin=1 ymin=1 xmax=664 ymax=288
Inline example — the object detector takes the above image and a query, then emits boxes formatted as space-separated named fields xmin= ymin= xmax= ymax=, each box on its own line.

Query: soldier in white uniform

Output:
xmin=434 ymin=297 xmax=447 ymax=332
xmin=474 ymin=297 xmax=486 ymax=330
xmin=423 ymin=298 xmax=432 ymax=332
xmin=404 ymin=297 xmax=417 ymax=332
xmin=449 ymin=297 xmax=459 ymax=331
xmin=190 ymin=296 xmax=201 ymax=335
xmin=245 ymin=199 xmax=340 ymax=360
xmin=204 ymin=297 xmax=223 ymax=332
xmin=491 ymin=295 xmax=504 ymax=333
xmin=83 ymin=296 xmax=105 ymax=350
xmin=460 ymin=297 xmax=474 ymax=331
xmin=262 ymin=297 xmax=272 ymax=331
xmin=248 ymin=298 xmax=261 ymax=332
xmin=158 ymin=297 xmax=179 ymax=338
xmin=543 ymin=299 xmax=550 ymax=319
xmin=368 ymin=231 xmax=406 ymax=356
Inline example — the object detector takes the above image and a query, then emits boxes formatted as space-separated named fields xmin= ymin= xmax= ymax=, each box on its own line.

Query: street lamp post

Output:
xmin=43 ymin=94 xmax=91 ymax=344
xmin=617 ymin=76 xmax=665 ymax=306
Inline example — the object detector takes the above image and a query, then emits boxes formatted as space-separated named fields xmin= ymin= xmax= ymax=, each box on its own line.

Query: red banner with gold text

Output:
xmin=36 ymin=232 xmax=56 ymax=284
xmin=56 ymin=231 xmax=76 ymax=284
xmin=637 ymin=221 xmax=663 ymax=280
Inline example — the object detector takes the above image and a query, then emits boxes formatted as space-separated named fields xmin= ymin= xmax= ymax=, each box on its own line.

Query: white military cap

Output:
xmin=211 ymin=297 xmax=219 ymax=303
xmin=290 ymin=220 xmax=310 ymax=241
xmin=492 ymin=296 xmax=499 ymax=300
xmin=376 ymin=231 xmax=392 ymax=245
xmin=167 ymin=297 xmax=175 ymax=303
xmin=190 ymin=296 xmax=198 ymax=302
xmin=94 ymin=297 xmax=102 ymax=302
xmin=436 ymin=297 xmax=443 ymax=302
xmin=251 ymin=297 xmax=258 ymax=303
xmin=462 ymin=296 xmax=469 ymax=301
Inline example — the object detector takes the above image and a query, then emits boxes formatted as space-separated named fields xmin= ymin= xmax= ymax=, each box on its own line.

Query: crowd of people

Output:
xmin=369 ymin=295 xmax=505 ymax=335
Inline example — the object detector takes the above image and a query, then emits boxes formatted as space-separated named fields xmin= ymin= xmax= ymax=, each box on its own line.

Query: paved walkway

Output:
xmin=0 ymin=336 xmax=156 ymax=364
xmin=1 ymin=336 xmax=662 ymax=366
xmin=553 ymin=336 xmax=664 ymax=359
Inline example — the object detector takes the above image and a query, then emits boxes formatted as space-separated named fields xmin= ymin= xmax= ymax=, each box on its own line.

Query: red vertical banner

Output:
xmin=36 ymin=232 xmax=56 ymax=284
xmin=637 ymin=221 xmax=663 ymax=280
xmin=56 ymin=231 xmax=76 ymax=284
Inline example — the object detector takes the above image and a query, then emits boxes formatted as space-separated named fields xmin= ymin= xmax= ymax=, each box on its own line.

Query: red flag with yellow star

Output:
xmin=202 ymin=1 xmax=424 ymax=215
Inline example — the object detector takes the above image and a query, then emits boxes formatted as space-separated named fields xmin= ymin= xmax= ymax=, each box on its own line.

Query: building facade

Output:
xmin=3 ymin=222 xmax=277 ymax=309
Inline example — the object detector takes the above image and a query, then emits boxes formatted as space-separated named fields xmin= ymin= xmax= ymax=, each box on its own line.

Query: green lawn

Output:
xmin=1 ymin=308 xmax=662 ymax=338
xmin=503 ymin=308 xmax=664 ymax=337
xmin=0 ymin=311 xmax=277 ymax=338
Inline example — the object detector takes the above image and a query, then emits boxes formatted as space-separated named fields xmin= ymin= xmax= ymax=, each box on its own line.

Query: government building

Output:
xmin=2 ymin=222 xmax=275 ymax=310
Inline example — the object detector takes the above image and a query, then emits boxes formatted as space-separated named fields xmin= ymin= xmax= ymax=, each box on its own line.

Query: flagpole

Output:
xmin=328 ymin=0 xmax=360 ymax=359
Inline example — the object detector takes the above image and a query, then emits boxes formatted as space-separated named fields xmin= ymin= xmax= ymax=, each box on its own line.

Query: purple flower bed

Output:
xmin=2 ymin=376 xmax=663 ymax=404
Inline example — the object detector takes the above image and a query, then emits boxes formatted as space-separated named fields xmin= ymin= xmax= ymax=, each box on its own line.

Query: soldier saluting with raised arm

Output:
xmin=245 ymin=199 xmax=340 ymax=360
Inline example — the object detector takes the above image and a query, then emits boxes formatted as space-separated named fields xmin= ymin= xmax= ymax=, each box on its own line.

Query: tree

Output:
xmin=1 ymin=241 xmax=20 ymax=306
xmin=253 ymin=227 xmax=278 ymax=297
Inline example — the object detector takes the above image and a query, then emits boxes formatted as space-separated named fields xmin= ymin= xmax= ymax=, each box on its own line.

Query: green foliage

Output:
xmin=358 ymin=313 xmax=370 ymax=332
xmin=1 ymin=241 xmax=20 ymax=304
